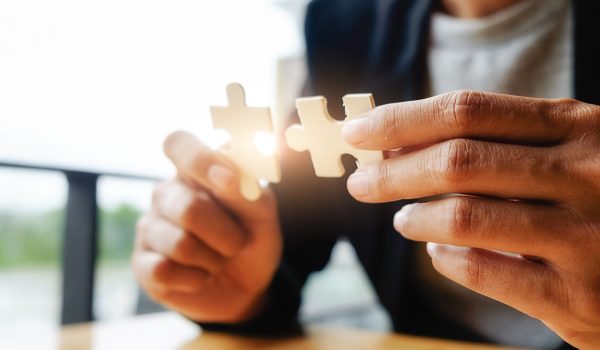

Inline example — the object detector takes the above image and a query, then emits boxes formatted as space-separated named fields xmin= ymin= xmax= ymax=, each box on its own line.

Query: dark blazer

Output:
xmin=202 ymin=0 xmax=600 ymax=347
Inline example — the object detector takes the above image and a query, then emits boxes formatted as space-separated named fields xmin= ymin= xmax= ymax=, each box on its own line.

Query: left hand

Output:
xmin=342 ymin=90 xmax=600 ymax=349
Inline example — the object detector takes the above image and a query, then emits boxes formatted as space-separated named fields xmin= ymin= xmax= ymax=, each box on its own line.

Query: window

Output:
xmin=94 ymin=177 xmax=155 ymax=321
xmin=0 ymin=168 xmax=66 ymax=336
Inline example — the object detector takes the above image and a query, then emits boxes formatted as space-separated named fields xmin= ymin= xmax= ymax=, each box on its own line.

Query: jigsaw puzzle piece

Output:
xmin=238 ymin=173 xmax=262 ymax=202
xmin=286 ymin=97 xmax=347 ymax=177
xmin=285 ymin=94 xmax=382 ymax=178
xmin=343 ymin=94 xmax=375 ymax=119
xmin=342 ymin=94 xmax=384 ymax=167
xmin=210 ymin=83 xmax=280 ymax=201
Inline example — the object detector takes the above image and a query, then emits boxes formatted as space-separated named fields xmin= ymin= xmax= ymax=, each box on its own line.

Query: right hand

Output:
xmin=132 ymin=131 xmax=283 ymax=323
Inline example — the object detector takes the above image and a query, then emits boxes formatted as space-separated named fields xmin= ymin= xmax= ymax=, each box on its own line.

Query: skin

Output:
xmin=343 ymin=91 xmax=600 ymax=349
xmin=441 ymin=0 xmax=522 ymax=18
xmin=132 ymin=0 xmax=599 ymax=348
xmin=132 ymin=131 xmax=282 ymax=323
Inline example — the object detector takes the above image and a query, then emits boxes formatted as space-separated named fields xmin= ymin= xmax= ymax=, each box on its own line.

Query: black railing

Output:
xmin=0 ymin=161 xmax=159 ymax=325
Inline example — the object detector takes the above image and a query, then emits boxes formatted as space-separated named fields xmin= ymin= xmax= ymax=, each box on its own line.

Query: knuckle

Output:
xmin=540 ymin=98 xmax=584 ymax=133
xmin=447 ymin=198 xmax=476 ymax=242
xmin=590 ymin=102 xmax=600 ymax=119
xmin=172 ymin=232 xmax=197 ymax=262
xmin=545 ymin=98 xmax=581 ymax=117
xmin=463 ymin=249 xmax=485 ymax=289
xmin=442 ymin=90 xmax=486 ymax=132
xmin=372 ymin=161 xmax=398 ymax=198
xmin=180 ymin=193 xmax=208 ymax=227
xmin=214 ymin=230 xmax=246 ymax=258
xmin=439 ymin=139 xmax=476 ymax=185
xmin=151 ymin=257 xmax=173 ymax=285
xmin=375 ymin=105 xmax=401 ymax=140
xmin=540 ymin=152 xmax=570 ymax=183
xmin=533 ymin=271 xmax=560 ymax=319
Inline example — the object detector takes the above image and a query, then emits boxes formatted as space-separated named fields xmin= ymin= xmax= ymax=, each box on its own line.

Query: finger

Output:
xmin=152 ymin=180 xmax=247 ymax=258
xmin=343 ymin=90 xmax=576 ymax=150
xmin=164 ymin=131 xmax=239 ymax=192
xmin=394 ymin=197 xmax=573 ymax=259
xmin=138 ymin=214 xmax=226 ymax=273
xmin=163 ymin=131 xmax=275 ymax=220
xmin=426 ymin=243 xmax=562 ymax=321
xmin=347 ymin=139 xmax=565 ymax=203
xmin=133 ymin=251 xmax=208 ymax=293
xmin=149 ymin=290 xmax=253 ymax=323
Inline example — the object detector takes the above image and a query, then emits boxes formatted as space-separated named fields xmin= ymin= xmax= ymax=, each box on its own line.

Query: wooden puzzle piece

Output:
xmin=285 ymin=94 xmax=383 ymax=177
xmin=210 ymin=83 xmax=281 ymax=200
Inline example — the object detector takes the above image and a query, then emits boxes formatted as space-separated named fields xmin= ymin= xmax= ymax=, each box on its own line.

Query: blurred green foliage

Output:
xmin=0 ymin=204 xmax=140 ymax=267
xmin=98 ymin=204 xmax=140 ymax=264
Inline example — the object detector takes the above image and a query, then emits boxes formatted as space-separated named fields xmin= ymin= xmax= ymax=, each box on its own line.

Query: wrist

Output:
xmin=234 ymin=289 xmax=269 ymax=323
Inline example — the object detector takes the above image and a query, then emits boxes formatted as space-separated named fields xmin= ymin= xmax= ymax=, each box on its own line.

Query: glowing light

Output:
xmin=254 ymin=131 xmax=277 ymax=156
xmin=259 ymin=179 xmax=269 ymax=188
xmin=205 ymin=129 xmax=231 ymax=150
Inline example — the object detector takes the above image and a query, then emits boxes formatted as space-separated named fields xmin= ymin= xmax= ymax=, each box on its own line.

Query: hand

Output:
xmin=132 ymin=131 xmax=282 ymax=323
xmin=342 ymin=91 xmax=600 ymax=349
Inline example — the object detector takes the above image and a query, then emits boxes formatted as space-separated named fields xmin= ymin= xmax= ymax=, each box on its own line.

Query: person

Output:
xmin=132 ymin=0 xmax=600 ymax=349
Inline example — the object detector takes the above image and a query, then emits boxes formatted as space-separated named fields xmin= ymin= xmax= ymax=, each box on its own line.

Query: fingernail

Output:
xmin=394 ymin=204 xmax=417 ymax=232
xmin=207 ymin=164 xmax=234 ymax=192
xmin=342 ymin=117 xmax=370 ymax=144
xmin=347 ymin=170 xmax=369 ymax=199
xmin=426 ymin=242 xmax=439 ymax=257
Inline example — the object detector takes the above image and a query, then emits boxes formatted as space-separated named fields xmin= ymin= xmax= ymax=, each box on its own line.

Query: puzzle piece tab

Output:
xmin=285 ymin=94 xmax=383 ymax=177
xmin=210 ymin=83 xmax=280 ymax=200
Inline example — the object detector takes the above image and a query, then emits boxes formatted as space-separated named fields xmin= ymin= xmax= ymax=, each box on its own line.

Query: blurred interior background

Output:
xmin=0 ymin=0 xmax=390 ymax=338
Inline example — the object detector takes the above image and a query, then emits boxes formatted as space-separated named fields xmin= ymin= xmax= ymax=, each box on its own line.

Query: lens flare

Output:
xmin=205 ymin=129 xmax=231 ymax=150
xmin=254 ymin=132 xmax=277 ymax=156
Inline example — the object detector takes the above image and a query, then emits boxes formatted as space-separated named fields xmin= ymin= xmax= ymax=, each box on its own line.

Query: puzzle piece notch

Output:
xmin=210 ymin=83 xmax=281 ymax=201
xmin=285 ymin=94 xmax=383 ymax=178
xmin=342 ymin=93 xmax=383 ymax=167
xmin=343 ymin=94 xmax=375 ymax=120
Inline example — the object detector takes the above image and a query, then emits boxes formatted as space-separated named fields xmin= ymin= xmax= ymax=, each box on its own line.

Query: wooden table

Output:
xmin=2 ymin=312 xmax=523 ymax=350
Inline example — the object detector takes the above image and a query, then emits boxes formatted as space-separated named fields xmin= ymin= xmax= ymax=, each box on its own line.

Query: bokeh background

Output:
xmin=0 ymin=0 xmax=389 ymax=338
